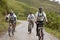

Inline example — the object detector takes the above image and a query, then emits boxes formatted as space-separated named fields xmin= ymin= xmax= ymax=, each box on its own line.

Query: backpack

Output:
xmin=37 ymin=12 xmax=44 ymax=21
xmin=9 ymin=15 xmax=15 ymax=21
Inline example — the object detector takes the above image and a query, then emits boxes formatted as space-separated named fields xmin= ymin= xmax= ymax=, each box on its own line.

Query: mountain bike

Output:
xmin=8 ymin=21 xmax=15 ymax=37
xmin=38 ymin=27 xmax=43 ymax=40
xmin=36 ymin=21 xmax=44 ymax=40
xmin=28 ymin=21 xmax=33 ymax=34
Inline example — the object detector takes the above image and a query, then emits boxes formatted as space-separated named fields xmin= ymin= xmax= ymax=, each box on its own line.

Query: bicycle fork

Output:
xmin=40 ymin=30 xmax=43 ymax=40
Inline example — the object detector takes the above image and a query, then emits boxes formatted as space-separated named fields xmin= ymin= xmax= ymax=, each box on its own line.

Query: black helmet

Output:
xmin=38 ymin=7 xmax=43 ymax=13
xmin=39 ymin=7 xmax=43 ymax=11
xmin=10 ymin=10 xmax=14 ymax=16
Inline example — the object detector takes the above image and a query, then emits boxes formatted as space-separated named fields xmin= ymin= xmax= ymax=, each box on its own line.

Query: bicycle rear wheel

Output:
xmin=38 ymin=27 xmax=44 ymax=40
xmin=40 ymin=29 xmax=43 ymax=40
xmin=28 ymin=26 xmax=32 ymax=33
xmin=8 ymin=26 xmax=11 ymax=37
xmin=28 ymin=23 xmax=32 ymax=34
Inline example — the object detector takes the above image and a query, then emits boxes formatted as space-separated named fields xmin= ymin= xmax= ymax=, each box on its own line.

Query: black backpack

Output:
xmin=9 ymin=15 xmax=14 ymax=21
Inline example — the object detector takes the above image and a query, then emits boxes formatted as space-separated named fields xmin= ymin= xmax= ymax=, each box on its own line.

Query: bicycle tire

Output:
xmin=8 ymin=27 xmax=11 ymax=37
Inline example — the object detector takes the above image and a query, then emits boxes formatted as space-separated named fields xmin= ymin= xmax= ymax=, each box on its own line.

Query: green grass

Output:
xmin=17 ymin=0 xmax=60 ymax=12
xmin=45 ymin=27 xmax=60 ymax=39
xmin=0 ymin=0 xmax=8 ymax=33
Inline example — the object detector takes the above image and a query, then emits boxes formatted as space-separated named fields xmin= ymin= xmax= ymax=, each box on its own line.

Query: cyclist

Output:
xmin=27 ymin=12 xmax=35 ymax=33
xmin=35 ymin=7 xmax=48 ymax=36
xmin=6 ymin=10 xmax=17 ymax=32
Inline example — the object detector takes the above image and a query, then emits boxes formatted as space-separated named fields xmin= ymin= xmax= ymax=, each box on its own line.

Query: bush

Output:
xmin=45 ymin=10 xmax=60 ymax=32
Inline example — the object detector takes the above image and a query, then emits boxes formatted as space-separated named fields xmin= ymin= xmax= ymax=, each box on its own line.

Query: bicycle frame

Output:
xmin=28 ymin=21 xmax=33 ymax=33
xmin=8 ymin=22 xmax=15 ymax=37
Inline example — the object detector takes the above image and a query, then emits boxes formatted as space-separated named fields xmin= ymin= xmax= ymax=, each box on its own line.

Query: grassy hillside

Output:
xmin=17 ymin=0 xmax=60 ymax=12
xmin=6 ymin=0 xmax=37 ymax=20
xmin=0 ymin=0 xmax=8 ymax=34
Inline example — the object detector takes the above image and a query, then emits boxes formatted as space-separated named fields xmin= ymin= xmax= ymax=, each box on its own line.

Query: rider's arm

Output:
xmin=32 ymin=14 xmax=35 ymax=21
xmin=27 ymin=15 xmax=30 ymax=21
xmin=14 ymin=13 xmax=17 ymax=21
xmin=7 ymin=14 xmax=10 ymax=18
xmin=32 ymin=14 xmax=35 ymax=18
xmin=35 ymin=12 xmax=38 ymax=22
xmin=43 ymin=12 xmax=48 ymax=22
xmin=6 ymin=14 xmax=10 ymax=20
xmin=6 ymin=14 xmax=10 ymax=21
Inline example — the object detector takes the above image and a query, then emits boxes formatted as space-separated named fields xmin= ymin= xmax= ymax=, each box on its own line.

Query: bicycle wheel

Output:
xmin=8 ymin=27 xmax=11 ymax=37
xmin=38 ymin=29 xmax=40 ymax=40
xmin=40 ymin=29 xmax=43 ymax=40
xmin=28 ymin=26 xmax=31 ymax=33
xmin=12 ymin=24 xmax=15 ymax=35
xmin=41 ymin=30 xmax=44 ymax=40
xmin=12 ymin=27 xmax=14 ymax=35
xmin=28 ymin=23 xmax=32 ymax=34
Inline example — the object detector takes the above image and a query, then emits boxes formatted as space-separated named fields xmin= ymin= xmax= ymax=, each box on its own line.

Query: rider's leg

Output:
xmin=12 ymin=23 xmax=15 ymax=35
xmin=28 ymin=22 xmax=32 ymax=34
xmin=8 ymin=22 xmax=11 ymax=37
xmin=13 ymin=22 xmax=15 ymax=31
xmin=32 ymin=21 xmax=34 ymax=28
xmin=14 ymin=22 xmax=16 ymax=31
xmin=14 ymin=17 xmax=16 ymax=31
xmin=28 ymin=22 xmax=30 ymax=32
xmin=36 ymin=24 xmax=39 ymax=36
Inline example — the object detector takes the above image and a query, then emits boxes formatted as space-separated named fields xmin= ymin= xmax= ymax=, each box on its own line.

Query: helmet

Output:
xmin=10 ymin=10 xmax=14 ymax=16
xmin=38 ymin=7 xmax=43 ymax=13
xmin=29 ymin=12 xmax=32 ymax=16
xmin=39 ymin=7 xmax=43 ymax=11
